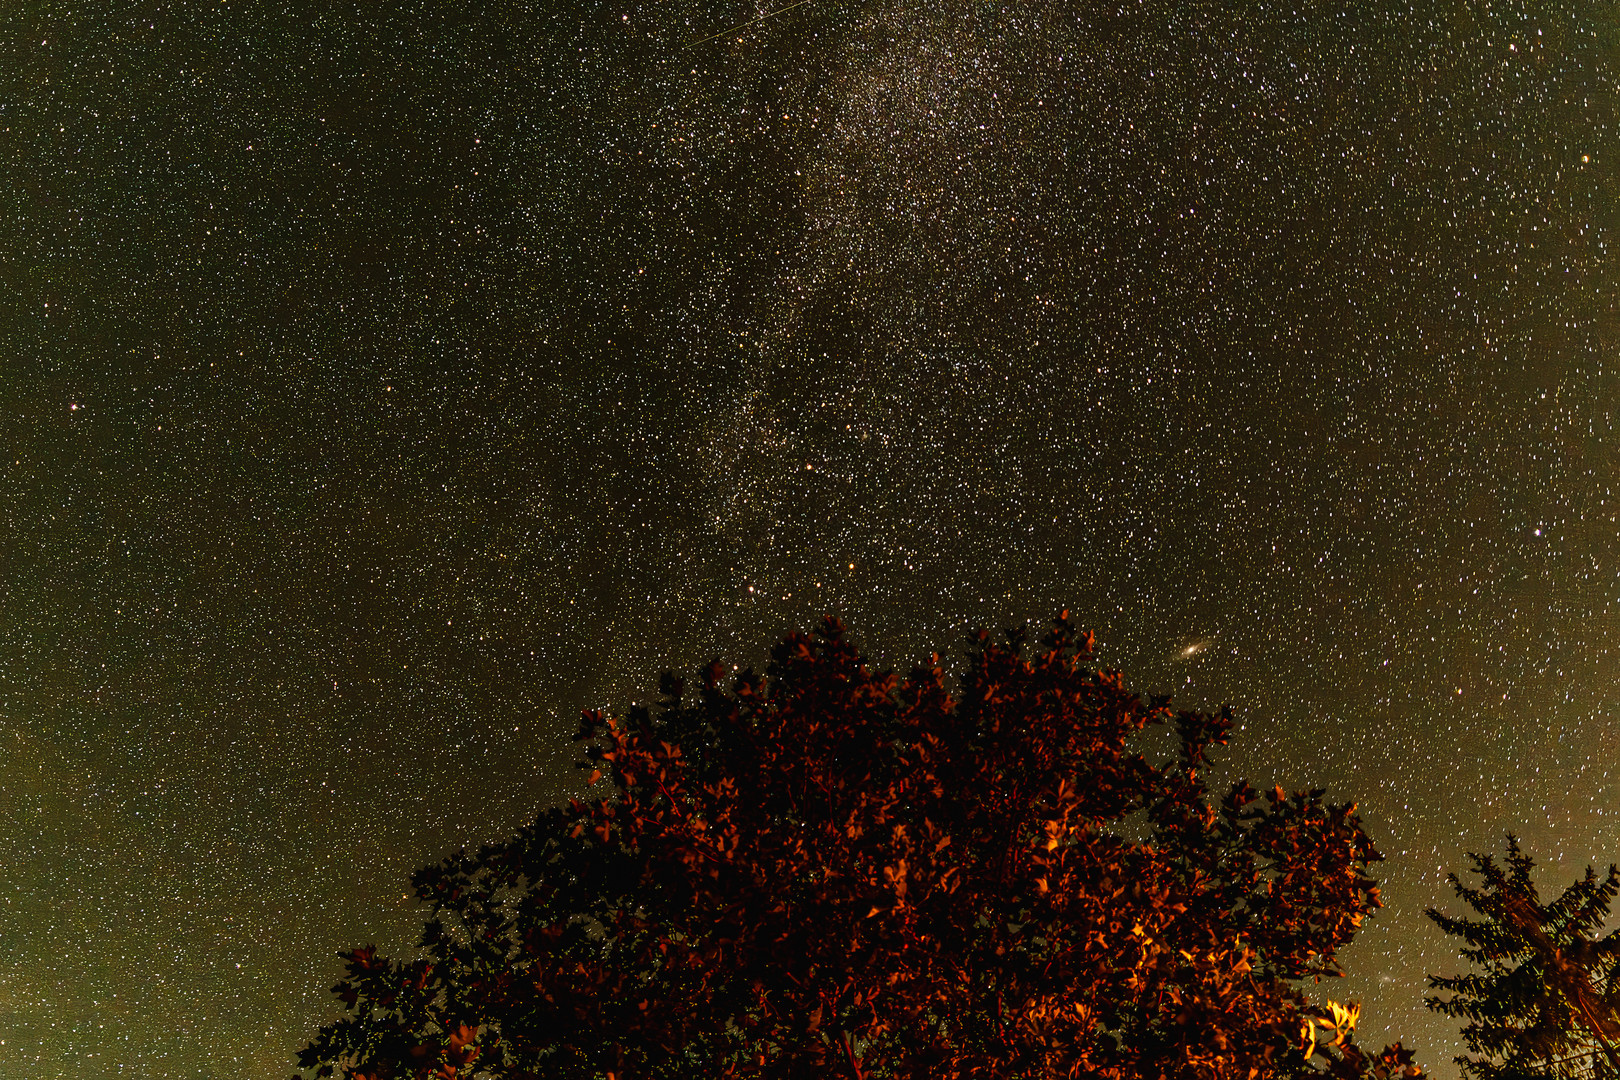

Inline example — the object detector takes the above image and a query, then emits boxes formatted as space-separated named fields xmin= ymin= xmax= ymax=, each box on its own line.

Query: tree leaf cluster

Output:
xmin=296 ymin=614 xmax=1423 ymax=1080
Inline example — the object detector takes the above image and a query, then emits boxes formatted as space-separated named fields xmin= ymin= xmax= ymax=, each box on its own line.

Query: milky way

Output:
xmin=2 ymin=0 xmax=1616 ymax=1075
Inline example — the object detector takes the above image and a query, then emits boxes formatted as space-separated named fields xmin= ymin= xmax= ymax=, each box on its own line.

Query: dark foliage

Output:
xmin=296 ymin=614 xmax=1423 ymax=1080
xmin=1428 ymin=839 xmax=1620 ymax=1080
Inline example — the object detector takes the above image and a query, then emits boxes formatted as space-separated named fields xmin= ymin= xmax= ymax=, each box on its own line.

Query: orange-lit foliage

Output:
xmin=296 ymin=615 xmax=1423 ymax=1080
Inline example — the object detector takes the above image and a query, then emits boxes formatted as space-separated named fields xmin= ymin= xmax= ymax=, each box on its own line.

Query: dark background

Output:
xmin=2 ymin=0 xmax=1616 ymax=1075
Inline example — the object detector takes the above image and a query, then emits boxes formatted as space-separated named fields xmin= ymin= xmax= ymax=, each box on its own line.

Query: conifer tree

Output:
xmin=1428 ymin=838 xmax=1620 ymax=1080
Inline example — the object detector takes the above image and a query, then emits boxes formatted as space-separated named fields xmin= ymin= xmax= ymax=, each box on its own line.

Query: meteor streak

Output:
xmin=685 ymin=0 xmax=821 ymax=48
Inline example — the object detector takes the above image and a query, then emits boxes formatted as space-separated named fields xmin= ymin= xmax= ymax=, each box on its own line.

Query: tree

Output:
xmin=296 ymin=614 xmax=1424 ymax=1080
xmin=1428 ymin=838 xmax=1620 ymax=1080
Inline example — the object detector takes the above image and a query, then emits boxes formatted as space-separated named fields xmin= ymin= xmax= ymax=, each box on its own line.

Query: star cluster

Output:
xmin=2 ymin=0 xmax=1616 ymax=1075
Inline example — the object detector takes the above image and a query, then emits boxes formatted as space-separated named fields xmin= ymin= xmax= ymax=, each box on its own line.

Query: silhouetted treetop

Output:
xmin=297 ymin=614 xmax=1424 ymax=1080
xmin=1429 ymin=837 xmax=1620 ymax=1080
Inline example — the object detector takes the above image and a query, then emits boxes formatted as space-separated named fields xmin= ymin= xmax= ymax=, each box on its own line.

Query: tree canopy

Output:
xmin=1428 ymin=838 xmax=1620 ymax=1080
xmin=296 ymin=614 xmax=1424 ymax=1080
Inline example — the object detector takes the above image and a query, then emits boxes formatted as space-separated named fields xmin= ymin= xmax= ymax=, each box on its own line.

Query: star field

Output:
xmin=2 ymin=0 xmax=1617 ymax=1075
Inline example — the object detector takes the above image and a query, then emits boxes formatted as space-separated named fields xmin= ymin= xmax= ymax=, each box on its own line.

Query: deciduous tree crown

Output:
xmin=297 ymin=615 xmax=1423 ymax=1080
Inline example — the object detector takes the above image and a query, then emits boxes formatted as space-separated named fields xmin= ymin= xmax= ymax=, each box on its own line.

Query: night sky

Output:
xmin=2 ymin=0 xmax=1616 ymax=1075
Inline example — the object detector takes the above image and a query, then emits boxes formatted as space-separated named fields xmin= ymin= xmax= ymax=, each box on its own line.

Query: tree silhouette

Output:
xmin=1428 ymin=838 xmax=1620 ymax=1080
xmin=296 ymin=614 xmax=1424 ymax=1080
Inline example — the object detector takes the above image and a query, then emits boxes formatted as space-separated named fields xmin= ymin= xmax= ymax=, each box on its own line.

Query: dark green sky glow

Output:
xmin=2 ymin=0 xmax=1617 ymax=1075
